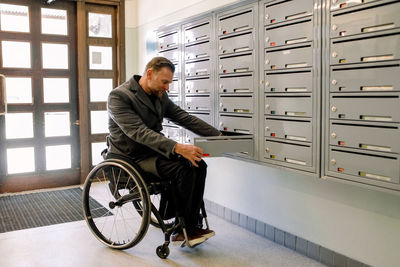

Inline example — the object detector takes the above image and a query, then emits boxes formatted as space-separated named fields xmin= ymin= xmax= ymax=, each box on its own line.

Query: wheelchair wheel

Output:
xmin=82 ymin=159 xmax=151 ymax=250
xmin=133 ymin=193 xmax=175 ymax=229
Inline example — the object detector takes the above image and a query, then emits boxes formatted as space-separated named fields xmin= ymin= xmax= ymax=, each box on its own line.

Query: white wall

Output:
xmin=126 ymin=1 xmax=400 ymax=266
xmin=205 ymin=157 xmax=400 ymax=267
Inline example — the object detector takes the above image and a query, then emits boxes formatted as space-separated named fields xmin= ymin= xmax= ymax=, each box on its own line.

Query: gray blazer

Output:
xmin=107 ymin=75 xmax=221 ymax=172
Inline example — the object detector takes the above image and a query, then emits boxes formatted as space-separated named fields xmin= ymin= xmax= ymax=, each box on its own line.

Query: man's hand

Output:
xmin=174 ymin=143 xmax=204 ymax=167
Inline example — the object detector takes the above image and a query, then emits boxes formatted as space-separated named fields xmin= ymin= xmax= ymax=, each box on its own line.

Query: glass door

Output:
xmin=0 ymin=0 xmax=79 ymax=192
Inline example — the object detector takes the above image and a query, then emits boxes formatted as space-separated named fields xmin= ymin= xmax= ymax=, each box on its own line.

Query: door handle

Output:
xmin=0 ymin=74 xmax=6 ymax=115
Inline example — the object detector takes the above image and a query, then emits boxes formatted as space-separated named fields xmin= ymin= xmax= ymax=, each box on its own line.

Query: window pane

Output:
xmin=91 ymin=142 xmax=106 ymax=166
xmin=42 ymin=43 xmax=68 ymax=69
xmin=44 ymin=112 xmax=70 ymax=137
xmin=88 ymin=13 xmax=111 ymax=38
xmin=45 ymin=145 xmax=71 ymax=170
xmin=7 ymin=147 xmax=35 ymax=174
xmin=0 ymin=4 xmax=29 ymax=33
xmin=90 ymin=78 xmax=113 ymax=102
xmin=90 ymin=110 xmax=108 ymax=134
xmin=41 ymin=8 xmax=67 ymax=35
xmin=5 ymin=77 xmax=32 ymax=103
xmin=1 ymin=41 xmax=31 ymax=68
xmin=5 ymin=113 xmax=33 ymax=139
xmin=89 ymin=46 xmax=112 ymax=70
xmin=43 ymin=78 xmax=69 ymax=103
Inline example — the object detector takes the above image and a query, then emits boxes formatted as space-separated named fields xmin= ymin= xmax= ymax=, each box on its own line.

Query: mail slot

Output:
xmin=185 ymin=41 xmax=211 ymax=61
xmin=331 ymin=2 xmax=400 ymax=38
xmin=331 ymin=34 xmax=400 ymax=65
xmin=157 ymin=31 xmax=178 ymax=51
xmin=330 ymin=121 xmax=400 ymax=154
xmin=219 ymin=31 xmax=253 ymax=55
xmin=330 ymin=94 xmax=400 ymax=122
xmin=219 ymin=74 xmax=254 ymax=93
xmin=185 ymin=130 xmax=197 ymax=144
xmin=219 ymin=52 xmax=254 ymax=74
xmin=331 ymin=0 xmax=370 ymax=11
xmin=265 ymin=117 xmax=312 ymax=142
xmin=330 ymin=64 xmax=400 ymax=92
xmin=185 ymin=22 xmax=210 ymax=44
xmin=185 ymin=96 xmax=211 ymax=111
xmin=219 ymin=95 xmax=254 ymax=114
xmin=265 ymin=95 xmax=312 ymax=117
xmin=265 ymin=70 xmax=312 ymax=93
xmin=169 ymin=80 xmax=180 ymax=94
xmin=265 ymin=18 xmax=313 ymax=48
xmin=329 ymin=148 xmax=400 ymax=184
xmin=189 ymin=112 xmax=212 ymax=124
xmin=185 ymin=59 xmax=210 ymax=77
xmin=158 ymin=48 xmax=179 ymax=63
xmin=218 ymin=8 xmax=254 ymax=36
xmin=264 ymin=139 xmax=312 ymax=167
xmin=194 ymin=133 xmax=254 ymax=157
xmin=185 ymin=78 xmax=211 ymax=94
xmin=162 ymin=125 xmax=182 ymax=143
xmin=265 ymin=45 xmax=313 ymax=70
xmin=264 ymin=0 xmax=313 ymax=26
xmin=163 ymin=117 xmax=176 ymax=126
xmin=219 ymin=114 xmax=254 ymax=134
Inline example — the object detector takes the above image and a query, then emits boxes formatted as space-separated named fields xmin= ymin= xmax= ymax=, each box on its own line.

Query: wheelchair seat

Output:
xmin=81 ymin=157 xmax=210 ymax=259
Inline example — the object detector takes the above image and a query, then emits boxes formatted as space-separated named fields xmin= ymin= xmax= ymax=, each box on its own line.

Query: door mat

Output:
xmin=0 ymin=187 xmax=108 ymax=233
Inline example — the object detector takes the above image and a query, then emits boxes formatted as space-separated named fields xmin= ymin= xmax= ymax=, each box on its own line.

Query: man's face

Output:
xmin=147 ymin=67 xmax=173 ymax=97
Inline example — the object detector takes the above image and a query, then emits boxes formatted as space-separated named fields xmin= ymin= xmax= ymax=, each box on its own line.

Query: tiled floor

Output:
xmin=0 ymin=211 xmax=325 ymax=267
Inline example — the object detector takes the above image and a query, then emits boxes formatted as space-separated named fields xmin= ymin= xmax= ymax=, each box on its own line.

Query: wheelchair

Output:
xmin=81 ymin=157 xmax=210 ymax=259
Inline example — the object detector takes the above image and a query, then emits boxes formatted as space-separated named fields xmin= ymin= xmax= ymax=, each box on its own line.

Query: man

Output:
xmin=106 ymin=57 xmax=221 ymax=247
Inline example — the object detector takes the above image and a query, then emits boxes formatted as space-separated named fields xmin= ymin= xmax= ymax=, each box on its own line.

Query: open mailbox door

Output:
xmin=194 ymin=131 xmax=254 ymax=158
xmin=0 ymin=74 xmax=6 ymax=115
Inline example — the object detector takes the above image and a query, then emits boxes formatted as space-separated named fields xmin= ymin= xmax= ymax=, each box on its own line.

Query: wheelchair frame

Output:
xmin=82 ymin=158 xmax=210 ymax=259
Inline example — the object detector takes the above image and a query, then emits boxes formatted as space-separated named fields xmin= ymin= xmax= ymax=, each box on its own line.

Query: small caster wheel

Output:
xmin=156 ymin=245 xmax=170 ymax=259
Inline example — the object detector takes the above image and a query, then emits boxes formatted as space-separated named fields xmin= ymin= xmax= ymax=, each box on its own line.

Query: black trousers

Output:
xmin=107 ymin=153 xmax=207 ymax=229
xmin=156 ymin=156 xmax=207 ymax=229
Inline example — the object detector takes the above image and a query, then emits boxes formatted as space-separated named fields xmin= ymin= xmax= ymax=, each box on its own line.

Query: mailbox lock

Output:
xmin=332 ymin=24 xmax=338 ymax=31
xmin=332 ymin=52 xmax=338 ymax=58
xmin=265 ymin=81 xmax=270 ymax=86
xmin=265 ymin=104 xmax=270 ymax=110
xmin=260 ymin=80 xmax=264 ymax=85
xmin=265 ymin=14 xmax=270 ymax=20
xmin=220 ymin=84 xmax=223 ymax=88
xmin=265 ymin=59 xmax=270 ymax=65
xmin=331 ymin=132 xmax=337 ymax=138
xmin=332 ymin=79 xmax=337 ymax=85
xmin=265 ymin=147 xmax=270 ymax=153
xmin=219 ymin=26 xmax=222 ymax=31
xmin=219 ymin=64 xmax=223 ymax=69
xmin=219 ymin=102 xmax=223 ymax=108
xmin=219 ymin=122 xmax=223 ymax=127
xmin=265 ymin=37 xmax=270 ymax=42
xmin=219 ymin=45 xmax=223 ymax=50
xmin=331 ymin=159 xmax=336 ymax=165
xmin=266 ymin=126 xmax=270 ymax=132
xmin=331 ymin=106 xmax=337 ymax=112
